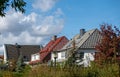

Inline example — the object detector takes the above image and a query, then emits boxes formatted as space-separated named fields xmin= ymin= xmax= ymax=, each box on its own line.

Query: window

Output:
xmin=61 ymin=52 xmax=65 ymax=58
xmin=31 ymin=53 xmax=40 ymax=61
xmin=35 ymin=54 xmax=39 ymax=60
xmin=79 ymin=52 xmax=84 ymax=58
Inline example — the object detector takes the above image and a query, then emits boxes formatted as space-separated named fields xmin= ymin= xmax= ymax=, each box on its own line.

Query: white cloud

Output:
xmin=32 ymin=15 xmax=64 ymax=36
xmin=1 ymin=32 xmax=44 ymax=45
xmin=0 ymin=1 xmax=64 ymax=54
xmin=54 ymin=8 xmax=64 ymax=17
xmin=0 ymin=45 xmax=4 ymax=54
xmin=32 ymin=0 xmax=57 ymax=12
xmin=0 ymin=11 xmax=35 ymax=35
xmin=0 ymin=9 xmax=64 ymax=46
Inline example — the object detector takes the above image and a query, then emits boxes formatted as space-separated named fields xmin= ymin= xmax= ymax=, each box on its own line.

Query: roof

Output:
xmin=61 ymin=29 xmax=102 ymax=50
xmin=30 ymin=36 xmax=69 ymax=64
xmin=4 ymin=44 xmax=41 ymax=62
xmin=0 ymin=55 xmax=4 ymax=60
xmin=80 ymin=29 xmax=102 ymax=48
xmin=40 ymin=36 xmax=68 ymax=62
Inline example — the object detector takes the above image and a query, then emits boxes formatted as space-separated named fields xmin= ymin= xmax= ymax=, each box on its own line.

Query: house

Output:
xmin=30 ymin=35 xmax=69 ymax=65
xmin=51 ymin=29 xmax=102 ymax=67
xmin=0 ymin=55 xmax=4 ymax=64
xmin=0 ymin=55 xmax=8 ymax=70
xmin=3 ymin=44 xmax=42 ymax=64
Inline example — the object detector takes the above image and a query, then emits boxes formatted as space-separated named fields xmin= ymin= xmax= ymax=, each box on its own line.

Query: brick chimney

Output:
xmin=52 ymin=35 xmax=57 ymax=41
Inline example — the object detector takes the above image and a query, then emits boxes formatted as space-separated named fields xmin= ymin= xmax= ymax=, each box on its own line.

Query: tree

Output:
xmin=95 ymin=24 xmax=120 ymax=63
xmin=0 ymin=0 xmax=26 ymax=17
xmin=16 ymin=54 xmax=25 ymax=73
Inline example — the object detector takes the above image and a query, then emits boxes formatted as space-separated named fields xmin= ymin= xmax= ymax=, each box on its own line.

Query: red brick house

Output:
xmin=30 ymin=36 xmax=69 ymax=64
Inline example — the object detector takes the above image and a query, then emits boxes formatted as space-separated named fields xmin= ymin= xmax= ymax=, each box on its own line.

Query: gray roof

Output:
xmin=61 ymin=29 xmax=102 ymax=50
xmin=4 ymin=44 xmax=41 ymax=62
xmin=61 ymin=34 xmax=81 ymax=50
xmin=80 ymin=29 xmax=102 ymax=48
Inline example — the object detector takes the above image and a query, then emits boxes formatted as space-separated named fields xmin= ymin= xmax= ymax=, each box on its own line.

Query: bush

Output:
xmin=13 ymin=72 xmax=24 ymax=77
xmin=0 ymin=62 xmax=120 ymax=77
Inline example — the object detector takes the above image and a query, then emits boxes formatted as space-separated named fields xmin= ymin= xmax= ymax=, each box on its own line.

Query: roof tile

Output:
xmin=30 ymin=36 xmax=68 ymax=64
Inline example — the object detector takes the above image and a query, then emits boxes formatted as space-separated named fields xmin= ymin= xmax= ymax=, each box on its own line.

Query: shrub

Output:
xmin=0 ymin=62 xmax=120 ymax=77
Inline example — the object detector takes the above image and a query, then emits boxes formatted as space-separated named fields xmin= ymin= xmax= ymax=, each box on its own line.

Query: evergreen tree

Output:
xmin=16 ymin=54 xmax=24 ymax=73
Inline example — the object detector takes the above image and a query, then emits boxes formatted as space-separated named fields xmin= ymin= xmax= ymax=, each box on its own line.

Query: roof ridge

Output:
xmin=40 ymin=36 xmax=65 ymax=52
xmin=40 ymin=36 xmax=64 ymax=62
xmin=78 ymin=29 xmax=97 ymax=48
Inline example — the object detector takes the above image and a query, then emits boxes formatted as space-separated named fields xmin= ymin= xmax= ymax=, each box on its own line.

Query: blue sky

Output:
xmin=56 ymin=0 xmax=120 ymax=38
xmin=24 ymin=0 xmax=120 ymax=38
xmin=0 ymin=0 xmax=120 ymax=54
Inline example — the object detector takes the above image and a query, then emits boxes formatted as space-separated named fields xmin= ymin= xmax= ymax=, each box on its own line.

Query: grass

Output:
xmin=0 ymin=62 xmax=119 ymax=77
xmin=26 ymin=62 xmax=119 ymax=77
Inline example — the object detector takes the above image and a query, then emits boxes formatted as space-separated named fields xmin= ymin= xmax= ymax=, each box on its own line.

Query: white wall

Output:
xmin=51 ymin=51 xmax=66 ymax=62
xmin=51 ymin=49 xmax=96 ymax=67
xmin=83 ymin=53 xmax=94 ymax=67
xmin=31 ymin=53 xmax=40 ymax=61
xmin=58 ymin=51 xmax=66 ymax=59
xmin=3 ymin=45 xmax=7 ymax=63
xmin=76 ymin=49 xmax=96 ymax=67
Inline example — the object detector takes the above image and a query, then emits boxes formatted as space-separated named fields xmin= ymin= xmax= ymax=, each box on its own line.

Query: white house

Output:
xmin=51 ymin=29 xmax=102 ymax=67
xmin=3 ymin=44 xmax=41 ymax=64
xmin=51 ymin=50 xmax=66 ymax=62
xmin=31 ymin=53 xmax=40 ymax=61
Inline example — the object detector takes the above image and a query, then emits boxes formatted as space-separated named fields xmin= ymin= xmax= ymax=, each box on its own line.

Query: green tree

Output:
xmin=16 ymin=54 xmax=25 ymax=73
xmin=0 ymin=0 xmax=26 ymax=17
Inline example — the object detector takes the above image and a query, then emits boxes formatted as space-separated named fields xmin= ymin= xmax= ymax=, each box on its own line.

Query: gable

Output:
xmin=53 ymin=36 xmax=69 ymax=51
xmin=40 ymin=36 xmax=69 ymax=62
xmin=61 ymin=34 xmax=80 ymax=50
xmin=61 ymin=29 xmax=102 ymax=51
xmin=80 ymin=29 xmax=102 ymax=48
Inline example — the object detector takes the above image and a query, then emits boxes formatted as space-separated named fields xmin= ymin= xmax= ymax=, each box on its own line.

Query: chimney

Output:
xmin=80 ymin=29 xmax=85 ymax=36
xmin=72 ymin=40 xmax=75 ymax=48
xmin=52 ymin=35 xmax=57 ymax=41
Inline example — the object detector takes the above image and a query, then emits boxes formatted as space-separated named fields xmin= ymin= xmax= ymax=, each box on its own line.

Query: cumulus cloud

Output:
xmin=54 ymin=8 xmax=64 ymax=17
xmin=32 ymin=15 xmax=64 ymax=36
xmin=0 ymin=45 xmax=4 ymax=54
xmin=0 ymin=11 xmax=37 ymax=35
xmin=32 ymin=0 xmax=57 ymax=12
xmin=0 ymin=1 xmax=64 ymax=54
xmin=1 ymin=32 xmax=44 ymax=44
xmin=0 ymin=9 xmax=64 ymax=54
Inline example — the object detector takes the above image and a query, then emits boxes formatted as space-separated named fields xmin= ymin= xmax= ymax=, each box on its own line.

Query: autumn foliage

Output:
xmin=95 ymin=24 xmax=120 ymax=63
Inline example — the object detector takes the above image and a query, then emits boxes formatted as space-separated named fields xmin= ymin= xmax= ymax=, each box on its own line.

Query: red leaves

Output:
xmin=95 ymin=24 xmax=120 ymax=63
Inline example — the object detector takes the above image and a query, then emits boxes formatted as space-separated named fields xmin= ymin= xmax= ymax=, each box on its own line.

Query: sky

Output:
xmin=0 ymin=0 xmax=120 ymax=54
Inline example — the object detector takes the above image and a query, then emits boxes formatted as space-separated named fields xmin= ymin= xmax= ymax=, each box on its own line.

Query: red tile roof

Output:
xmin=30 ymin=36 xmax=68 ymax=64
